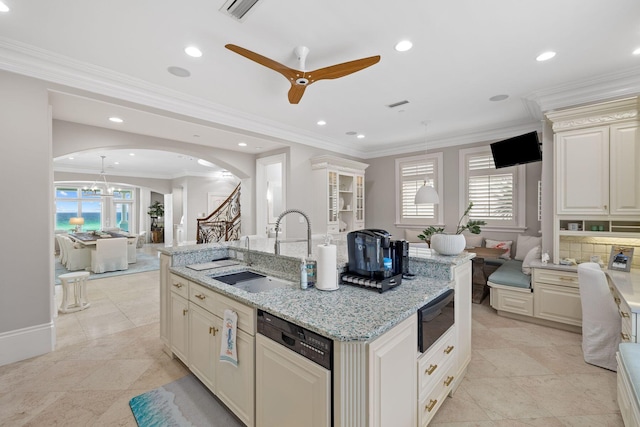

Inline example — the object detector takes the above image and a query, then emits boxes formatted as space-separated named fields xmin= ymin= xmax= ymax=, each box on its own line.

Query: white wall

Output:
xmin=0 ymin=71 xmax=54 ymax=365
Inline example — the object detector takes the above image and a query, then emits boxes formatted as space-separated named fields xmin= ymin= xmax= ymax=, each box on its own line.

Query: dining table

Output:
xmin=466 ymin=246 xmax=508 ymax=304
xmin=68 ymin=231 xmax=133 ymax=245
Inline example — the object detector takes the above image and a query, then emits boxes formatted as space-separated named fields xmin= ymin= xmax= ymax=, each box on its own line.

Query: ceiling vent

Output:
xmin=219 ymin=0 xmax=262 ymax=21
xmin=387 ymin=100 xmax=410 ymax=109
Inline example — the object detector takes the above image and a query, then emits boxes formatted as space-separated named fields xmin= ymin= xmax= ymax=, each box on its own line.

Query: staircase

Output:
xmin=197 ymin=183 xmax=241 ymax=244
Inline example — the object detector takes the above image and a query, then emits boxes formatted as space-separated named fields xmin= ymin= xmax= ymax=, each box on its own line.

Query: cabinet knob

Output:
xmin=444 ymin=345 xmax=455 ymax=355
xmin=173 ymin=283 xmax=183 ymax=288
xmin=621 ymin=332 xmax=631 ymax=341
xmin=614 ymin=297 xmax=621 ymax=305
xmin=195 ymin=294 xmax=206 ymax=300
xmin=209 ymin=326 xmax=218 ymax=335
xmin=621 ymin=311 xmax=630 ymax=318
xmin=425 ymin=399 xmax=438 ymax=412
xmin=183 ymin=309 xmax=188 ymax=316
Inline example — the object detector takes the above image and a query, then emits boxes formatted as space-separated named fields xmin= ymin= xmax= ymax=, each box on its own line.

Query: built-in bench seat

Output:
xmin=487 ymin=259 xmax=530 ymax=289
xmin=618 ymin=343 xmax=640 ymax=426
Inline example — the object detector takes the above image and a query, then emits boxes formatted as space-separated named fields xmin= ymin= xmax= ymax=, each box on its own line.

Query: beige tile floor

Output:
xmin=0 ymin=258 xmax=624 ymax=426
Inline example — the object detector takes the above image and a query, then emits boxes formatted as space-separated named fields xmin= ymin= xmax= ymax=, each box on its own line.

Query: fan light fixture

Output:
xmin=84 ymin=155 xmax=115 ymax=196
xmin=414 ymin=122 xmax=439 ymax=205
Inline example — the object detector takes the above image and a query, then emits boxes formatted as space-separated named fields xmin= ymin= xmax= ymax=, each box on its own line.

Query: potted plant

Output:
xmin=148 ymin=201 xmax=165 ymax=243
xmin=417 ymin=226 xmax=445 ymax=248
xmin=431 ymin=202 xmax=487 ymax=255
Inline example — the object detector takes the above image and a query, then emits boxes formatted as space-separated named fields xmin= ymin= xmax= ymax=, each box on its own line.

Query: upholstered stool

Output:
xmin=58 ymin=271 xmax=91 ymax=313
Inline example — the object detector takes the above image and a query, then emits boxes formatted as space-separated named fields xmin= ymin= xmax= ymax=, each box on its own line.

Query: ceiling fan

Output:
xmin=225 ymin=44 xmax=381 ymax=104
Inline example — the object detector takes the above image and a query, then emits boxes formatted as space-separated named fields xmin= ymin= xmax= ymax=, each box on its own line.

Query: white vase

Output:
xmin=431 ymin=234 xmax=466 ymax=256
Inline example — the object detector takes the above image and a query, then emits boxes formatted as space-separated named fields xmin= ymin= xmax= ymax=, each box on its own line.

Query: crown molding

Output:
xmin=0 ymin=38 xmax=362 ymax=158
xmin=525 ymin=65 xmax=640 ymax=113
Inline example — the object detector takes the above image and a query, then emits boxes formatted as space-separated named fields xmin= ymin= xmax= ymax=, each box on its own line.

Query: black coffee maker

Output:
xmin=346 ymin=229 xmax=409 ymax=282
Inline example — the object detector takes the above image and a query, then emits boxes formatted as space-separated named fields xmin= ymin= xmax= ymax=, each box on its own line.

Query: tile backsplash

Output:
xmin=559 ymin=236 xmax=640 ymax=269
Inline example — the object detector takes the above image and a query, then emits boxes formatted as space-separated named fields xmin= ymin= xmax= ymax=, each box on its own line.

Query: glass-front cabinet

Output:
xmin=311 ymin=155 xmax=368 ymax=235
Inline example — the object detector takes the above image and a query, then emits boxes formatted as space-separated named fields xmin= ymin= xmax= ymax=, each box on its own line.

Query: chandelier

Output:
xmin=84 ymin=155 xmax=115 ymax=196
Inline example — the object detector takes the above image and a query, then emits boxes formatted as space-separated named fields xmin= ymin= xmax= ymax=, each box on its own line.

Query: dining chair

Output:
xmin=90 ymin=238 xmax=128 ymax=273
xmin=577 ymin=262 xmax=621 ymax=371
xmin=61 ymin=236 xmax=91 ymax=271
xmin=127 ymin=235 xmax=139 ymax=263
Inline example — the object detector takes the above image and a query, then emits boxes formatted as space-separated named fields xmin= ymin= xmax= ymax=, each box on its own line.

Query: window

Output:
xmin=395 ymin=153 xmax=443 ymax=226
xmin=54 ymin=186 xmax=103 ymax=231
xmin=459 ymin=147 xmax=525 ymax=231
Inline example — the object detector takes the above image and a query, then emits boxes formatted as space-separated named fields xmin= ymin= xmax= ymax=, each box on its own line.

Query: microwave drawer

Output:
xmin=418 ymin=326 xmax=456 ymax=397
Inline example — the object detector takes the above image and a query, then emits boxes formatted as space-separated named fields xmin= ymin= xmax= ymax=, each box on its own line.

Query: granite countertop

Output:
xmin=170 ymin=262 xmax=453 ymax=342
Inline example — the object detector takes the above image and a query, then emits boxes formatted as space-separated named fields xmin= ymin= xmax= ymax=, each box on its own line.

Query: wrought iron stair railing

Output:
xmin=196 ymin=183 xmax=241 ymax=244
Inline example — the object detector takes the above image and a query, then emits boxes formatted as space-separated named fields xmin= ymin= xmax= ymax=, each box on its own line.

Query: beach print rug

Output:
xmin=129 ymin=374 xmax=244 ymax=427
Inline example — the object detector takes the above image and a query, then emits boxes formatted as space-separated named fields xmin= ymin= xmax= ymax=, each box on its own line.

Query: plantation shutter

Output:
xmin=467 ymin=153 xmax=514 ymax=222
xmin=401 ymin=159 xmax=436 ymax=219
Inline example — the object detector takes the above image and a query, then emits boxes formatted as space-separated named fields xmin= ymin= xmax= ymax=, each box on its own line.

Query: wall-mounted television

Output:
xmin=490 ymin=131 xmax=542 ymax=169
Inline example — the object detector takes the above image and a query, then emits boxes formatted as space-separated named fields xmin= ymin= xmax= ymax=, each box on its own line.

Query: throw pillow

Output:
xmin=485 ymin=239 xmax=513 ymax=259
xmin=515 ymin=235 xmax=542 ymax=261
xmin=403 ymin=229 xmax=425 ymax=243
xmin=522 ymin=245 xmax=541 ymax=275
xmin=463 ymin=233 xmax=483 ymax=249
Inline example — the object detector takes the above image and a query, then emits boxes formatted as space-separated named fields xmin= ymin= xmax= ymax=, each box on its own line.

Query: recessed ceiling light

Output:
xmin=68 ymin=157 xmax=74 ymax=160
xmin=489 ymin=94 xmax=509 ymax=102
xmin=395 ymin=40 xmax=413 ymax=52
xmin=317 ymin=120 xmax=327 ymax=126
xmin=109 ymin=117 xmax=123 ymax=123
xmin=0 ymin=2 xmax=9 ymax=12
xmin=167 ymin=66 xmax=191 ymax=77
xmin=185 ymin=46 xmax=203 ymax=58
xmin=114 ymin=161 xmax=120 ymax=165
xmin=238 ymin=142 xmax=247 ymax=147
xmin=129 ymin=153 xmax=135 ymax=156
xmin=536 ymin=51 xmax=556 ymax=61
xmin=633 ymin=47 xmax=640 ymax=55
xmin=357 ymin=134 xmax=365 ymax=139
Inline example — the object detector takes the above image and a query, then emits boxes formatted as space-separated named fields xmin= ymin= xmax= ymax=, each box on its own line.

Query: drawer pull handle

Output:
xmin=444 ymin=376 xmax=455 ymax=387
xmin=614 ymin=297 xmax=621 ymax=305
xmin=621 ymin=333 xmax=631 ymax=341
xmin=173 ymin=283 xmax=183 ymax=288
xmin=209 ymin=326 xmax=218 ymax=336
xmin=425 ymin=364 xmax=437 ymax=375
xmin=195 ymin=294 xmax=206 ymax=300
xmin=559 ymin=277 xmax=575 ymax=282
xmin=425 ymin=399 xmax=438 ymax=412
xmin=444 ymin=345 xmax=454 ymax=354
xmin=183 ymin=309 xmax=188 ymax=316
xmin=621 ymin=311 xmax=630 ymax=318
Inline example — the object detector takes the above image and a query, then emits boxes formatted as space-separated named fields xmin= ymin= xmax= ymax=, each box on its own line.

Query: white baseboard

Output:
xmin=0 ymin=321 xmax=55 ymax=367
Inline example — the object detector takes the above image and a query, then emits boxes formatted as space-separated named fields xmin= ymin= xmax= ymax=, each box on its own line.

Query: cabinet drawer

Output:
xmin=533 ymin=282 xmax=582 ymax=326
xmin=611 ymin=286 xmax=636 ymax=342
xmin=170 ymin=273 xmax=190 ymax=298
xmin=532 ymin=269 xmax=578 ymax=288
xmin=418 ymin=361 xmax=457 ymax=427
xmin=417 ymin=327 xmax=455 ymax=398
xmin=189 ymin=282 xmax=218 ymax=313
xmin=214 ymin=293 xmax=256 ymax=336
xmin=493 ymin=288 xmax=534 ymax=316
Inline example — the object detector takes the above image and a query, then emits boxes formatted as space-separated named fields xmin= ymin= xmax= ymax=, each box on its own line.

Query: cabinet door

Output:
xmin=216 ymin=327 xmax=255 ymax=427
xmin=256 ymin=335 xmax=330 ymax=427
xmin=189 ymin=303 xmax=217 ymax=391
xmin=533 ymin=282 xmax=582 ymax=326
xmin=368 ymin=314 xmax=417 ymax=427
xmin=610 ymin=123 xmax=640 ymax=215
xmin=355 ymin=174 xmax=365 ymax=224
xmin=160 ymin=254 xmax=170 ymax=349
xmin=555 ymin=127 xmax=609 ymax=214
xmin=170 ymin=292 xmax=189 ymax=364
xmin=328 ymin=171 xmax=339 ymax=225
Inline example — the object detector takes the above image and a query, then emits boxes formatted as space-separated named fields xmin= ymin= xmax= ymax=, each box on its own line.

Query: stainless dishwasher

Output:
xmin=255 ymin=309 xmax=333 ymax=427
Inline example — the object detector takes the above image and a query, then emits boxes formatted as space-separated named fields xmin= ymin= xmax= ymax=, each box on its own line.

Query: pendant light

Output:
xmin=414 ymin=122 xmax=439 ymax=205
xmin=84 ymin=155 xmax=114 ymax=196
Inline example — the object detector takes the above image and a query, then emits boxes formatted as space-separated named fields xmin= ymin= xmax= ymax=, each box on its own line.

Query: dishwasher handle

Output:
xmin=282 ymin=333 xmax=296 ymax=347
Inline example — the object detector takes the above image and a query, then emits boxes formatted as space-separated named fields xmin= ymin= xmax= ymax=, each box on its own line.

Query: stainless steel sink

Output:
xmin=211 ymin=270 xmax=292 ymax=293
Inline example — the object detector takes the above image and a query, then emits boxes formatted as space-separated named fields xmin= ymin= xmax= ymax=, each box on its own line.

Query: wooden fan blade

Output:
xmin=288 ymin=84 xmax=307 ymax=104
xmin=225 ymin=44 xmax=298 ymax=81
xmin=308 ymin=55 xmax=380 ymax=82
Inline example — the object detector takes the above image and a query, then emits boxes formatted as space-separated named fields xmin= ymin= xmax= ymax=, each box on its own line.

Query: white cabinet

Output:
xmin=532 ymin=269 xmax=582 ymax=327
xmin=368 ymin=314 xmax=417 ymax=427
xmin=160 ymin=253 xmax=171 ymax=353
xmin=610 ymin=282 xmax=637 ymax=343
xmin=256 ymin=334 xmax=331 ymax=427
xmin=548 ymin=98 xmax=640 ymax=217
xmin=169 ymin=291 xmax=189 ymax=364
xmin=311 ymin=155 xmax=368 ymax=235
xmin=453 ymin=262 xmax=472 ymax=386
xmin=168 ymin=274 xmax=255 ymax=427
xmin=555 ymin=126 xmax=610 ymax=215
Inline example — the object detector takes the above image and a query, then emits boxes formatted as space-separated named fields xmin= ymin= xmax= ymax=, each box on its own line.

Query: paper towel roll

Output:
xmin=316 ymin=244 xmax=338 ymax=291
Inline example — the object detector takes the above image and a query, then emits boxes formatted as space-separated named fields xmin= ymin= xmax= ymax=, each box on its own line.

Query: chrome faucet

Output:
xmin=245 ymin=235 xmax=252 ymax=266
xmin=274 ymin=209 xmax=312 ymax=257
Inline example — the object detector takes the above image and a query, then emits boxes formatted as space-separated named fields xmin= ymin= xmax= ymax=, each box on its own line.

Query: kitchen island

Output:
xmin=159 ymin=236 xmax=473 ymax=426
